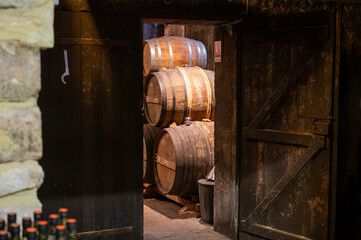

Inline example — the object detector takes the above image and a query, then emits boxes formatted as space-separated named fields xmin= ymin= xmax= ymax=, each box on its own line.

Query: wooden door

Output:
xmin=239 ymin=12 xmax=335 ymax=240
xmin=38 ymin=12 xmax=142 ymax=239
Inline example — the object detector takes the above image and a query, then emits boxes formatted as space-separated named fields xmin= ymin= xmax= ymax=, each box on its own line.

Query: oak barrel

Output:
xmin=154 ymin=121 xmax=214 ymax=196
xmin=143 ymin=36 xmax=207 ymax=76
xmin=144 ymin=67 xmax=215 ymax=128
xmin=143 ymin=124 xmax=161 ymax=183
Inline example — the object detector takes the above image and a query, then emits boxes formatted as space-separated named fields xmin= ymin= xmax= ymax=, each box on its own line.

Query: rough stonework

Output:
xmin=0 ymin=160 xmax=44 ymax=197
xmin=0 ymin=0 xmax=33 ymax=8
xmin=248 ymin=0 xmax=328 ymax=15
xmin=0 ymin=98 xmax=42 ymax=163
xmin=0 ymin=188 xmax=42 ymax=223
xmin=0 ymin=41 xmax=40 ymax=101
xmin=0 ymin=0 xmax=54 ymax=47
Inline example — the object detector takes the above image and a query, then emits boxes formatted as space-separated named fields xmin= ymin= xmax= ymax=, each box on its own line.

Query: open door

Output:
xmin=238 ymin=12 xmax=335 ymax=240
xmin=39 ymin=12 xmax=143 ymax=239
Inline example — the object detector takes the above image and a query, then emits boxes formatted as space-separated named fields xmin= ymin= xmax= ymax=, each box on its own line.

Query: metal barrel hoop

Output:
xmin=185 ymin=38 xmax=193 ymax=67
xmin=154 ymin=38 xmax=162 ymax=71
xmin=163 ymin=36 xmax=173 ymax=69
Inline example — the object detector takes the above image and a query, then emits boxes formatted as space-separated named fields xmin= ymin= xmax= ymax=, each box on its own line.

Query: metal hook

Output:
xmin=61 ymin=50 xmax=69 ymax=84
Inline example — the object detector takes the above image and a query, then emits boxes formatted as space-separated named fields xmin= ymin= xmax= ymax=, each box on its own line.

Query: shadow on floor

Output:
xmin=144 ymin=196 xmax=182 ymax=219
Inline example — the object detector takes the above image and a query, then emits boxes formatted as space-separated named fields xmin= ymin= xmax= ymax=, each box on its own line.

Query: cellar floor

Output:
xmin=144 ymin=197 xmax=230 ymax=240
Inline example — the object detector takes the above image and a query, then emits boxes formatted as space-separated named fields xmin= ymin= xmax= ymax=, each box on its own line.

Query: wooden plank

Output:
xmin=77 ymin=227 xmax=133 ymax=238
xmin=55 ymin=38 xmax=132 ymax=46
xmin=244 ymin=143 xmax=324 ymax=224
xmin=247 ymin=30 xmax=328 ymax=129
xmin=241 ymin=223 xmax=312 ymax=240
xmin=243 ymin=129 xmax=325 ymax=147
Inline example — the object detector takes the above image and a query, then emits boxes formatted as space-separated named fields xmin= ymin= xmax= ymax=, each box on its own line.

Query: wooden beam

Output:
xmin=243 ymin=129 xmax=325 ymax=147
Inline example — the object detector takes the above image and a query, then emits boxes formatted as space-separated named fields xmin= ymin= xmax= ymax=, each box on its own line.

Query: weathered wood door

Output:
xmin=39 ymin=12 xmax=142 ymax=239
xmin=239 ymin=12 xmax=335 ymax=240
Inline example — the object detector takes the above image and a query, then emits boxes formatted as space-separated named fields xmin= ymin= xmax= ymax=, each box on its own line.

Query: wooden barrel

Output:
xmin=154 ymin=121 xmax=214 ymax=196
xmin=144 ymin=67 xmax=215 ymax=128
xmin=143 ymin=124 xmax=161 ymax=184
xmin=143 ymin=36 xmax=207 ymax=76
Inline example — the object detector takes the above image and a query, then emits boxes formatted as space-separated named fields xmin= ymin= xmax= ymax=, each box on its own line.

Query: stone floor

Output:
xmin=144 ymin=197 xmax=230 ymax=240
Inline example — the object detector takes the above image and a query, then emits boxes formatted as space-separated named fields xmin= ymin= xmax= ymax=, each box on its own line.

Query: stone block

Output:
xmin=0 ymin=98 xmax=42 ymax=163
xmin=0 ymin=160 xmax=44 ymax=197
xmin=0 ymin=188 xmax=42 ymax=224
xmin=0 ymin=41 xmax=40 ymax=101
xmin=0 ymin=0 xmax=54 ymax=48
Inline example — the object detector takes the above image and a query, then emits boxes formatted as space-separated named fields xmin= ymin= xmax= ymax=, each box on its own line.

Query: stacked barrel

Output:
xmin=143 ymin=36 xmax=215 ymax=197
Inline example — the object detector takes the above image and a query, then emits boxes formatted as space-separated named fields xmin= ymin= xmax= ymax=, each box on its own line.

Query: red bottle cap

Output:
xmin=26 ymin=228 xmax=37 ymax=233
xmin=0 ymin=219 xmax=3 ymax=222
xmin=0 ymin=230 xmax=6 ymax=235
xmin=34 ymin=210 xmax=42 ymax=214
xmin=59 ymin=208 xmax=68 ymax=213
xmin=23 ymin=217 xmax=31 ymax=220
xmin=49 ymin=214 xmax=59 ymax=219
xmin=67 ymin=219 xmax=76 ymax=223
xmin=10 ymin=223 xmax=19 ymax=227
xmin=8 ymin=212 xmax=16 ymax=216
xmin=38 ymin=221 xmax=48 ymax=225
xmin=56 ymin=225 xmax=66 ymax=230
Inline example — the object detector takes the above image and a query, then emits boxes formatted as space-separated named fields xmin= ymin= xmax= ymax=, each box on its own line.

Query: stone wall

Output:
xmin=0 ymin=0 xmax=53 ymax=223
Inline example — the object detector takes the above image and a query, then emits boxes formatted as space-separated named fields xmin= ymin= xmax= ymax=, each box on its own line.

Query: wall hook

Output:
xmin=61 ymin=50 xmax=70 ymax=84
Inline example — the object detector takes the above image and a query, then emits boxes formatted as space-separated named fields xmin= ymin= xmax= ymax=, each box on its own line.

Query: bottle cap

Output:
xmin=10 ymin=223 xmax=20 ymax=235
xmin=34 ymin=210 xmax=43 ymax=221
xmin=49 ymin=214 xmax=59 ymax=226
xmin=59 ymin=208 xmax=68 ymax=213
xmin=0 ymin=230 xmax=7 ymax=240
xmin=66 ymin=219 xmax=77 ymax=230
xmin=56 ymin=225 xmax=66 ymax=230
xmin=38 ymin=221 xmax=48 ymax=233
xmin=26 ymin=228 xmax=37 ymax=240
xmin=26 ymin=228 xmax=37 ymax=233
xmin=56 ymin=225 xmax=66 ymax=237
xmin=22 ymin=217 xmax=32 ymax=227
xmin=7 ymin=212 xmax=16 ymax=224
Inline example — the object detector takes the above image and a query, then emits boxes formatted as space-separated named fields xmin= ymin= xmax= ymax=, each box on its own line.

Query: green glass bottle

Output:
xmin=56 ymin=225 xmax=66 ymax=240
xmin=0 ymin=230 xmax=8 ymax=240
xmin=0 ymin=219 xmax=4 ymax=231
xmin=48 ymin=214 xmax=58 ymax=240
xmin=37 ymin=221 xmax=48 ymax=240
xmin=66 ymin=219 xmax=77 ymax=240
xmin=26 ymin=228 xmax=37 ymax=240
xmin=9 ymin=223 xmax=20 ymax=240
xmin=33 ymin=211 xmax=42 ymax=229
xmin=58 ymin=209 xmax=68 ymax=226
xmin=22 ymin=217 xmax=31 ymax=239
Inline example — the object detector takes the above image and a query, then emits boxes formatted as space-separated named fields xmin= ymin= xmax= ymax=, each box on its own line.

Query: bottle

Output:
xmin=26 ymin=228 xmax=37 ymax=240
xmin=37 ymin=221 xmax=48 ymax=240
xmin=48 ymin=214 xmax=58 ymax=240
xmin=55 ymin=225 xmax=66 ymax=240
xmin=33 ymin=211 xmax=42 ymax=229
xmin=0 ymin=219 xmax=4 ymax=231
xmin=66 ymin=219 xmax=77 ymax=240
xmin=58 ymin=209 xmax=68 ymax=226
xmin=22 ymin=217 xmax=31 ymax=239
xmin=9 ymin=223 xmax=19 ymax=240
xmin=7 ymin=213 xmax=16 ymax=232
xmin=0 ymin=230 xmax=7 ymax=240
